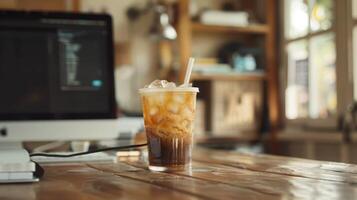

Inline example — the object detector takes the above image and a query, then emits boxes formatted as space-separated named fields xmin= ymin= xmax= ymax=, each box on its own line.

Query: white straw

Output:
xmin=184 ymin=57 xmax=195 ymax=86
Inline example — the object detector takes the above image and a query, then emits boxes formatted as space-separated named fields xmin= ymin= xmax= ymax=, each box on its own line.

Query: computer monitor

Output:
xmin=0 ymin=10 xmax=119 ymax=143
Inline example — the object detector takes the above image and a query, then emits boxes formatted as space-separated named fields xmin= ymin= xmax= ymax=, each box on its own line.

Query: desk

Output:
xmin=1 ymin=148 xmax=357 ymax=200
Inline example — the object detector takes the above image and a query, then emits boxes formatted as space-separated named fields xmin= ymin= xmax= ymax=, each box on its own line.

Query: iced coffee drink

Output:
xmin=139 ymin=80 xmax=199 ymax=172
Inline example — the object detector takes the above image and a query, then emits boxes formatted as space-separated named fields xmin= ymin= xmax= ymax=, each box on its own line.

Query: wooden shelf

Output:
xmin=192 ymin=23 xmax=269 ymax=34
xmin=191 ymin=73 xmax=266 ymax=81
xmin=177 ymin=0 xmax=280 ymax=150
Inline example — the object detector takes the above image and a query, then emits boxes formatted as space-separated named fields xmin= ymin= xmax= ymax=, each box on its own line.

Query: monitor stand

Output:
xmin=0 ymin=142 xmax=38 ymax=183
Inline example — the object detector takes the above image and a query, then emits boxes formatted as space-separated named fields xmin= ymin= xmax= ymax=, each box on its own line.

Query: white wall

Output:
xmin=80 ymin=0 xmax=158 ymax=113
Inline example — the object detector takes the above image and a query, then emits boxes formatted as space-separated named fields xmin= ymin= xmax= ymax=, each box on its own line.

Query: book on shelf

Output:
xmin=200 ymin=10 xmax=249 ymax=27
xmin=232 ymin=70 xmax=265 ymax=76
xmin=193 ymin=63 xmax=231 ymax=74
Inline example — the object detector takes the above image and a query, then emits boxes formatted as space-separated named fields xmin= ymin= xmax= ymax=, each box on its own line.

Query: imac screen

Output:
xmin=0 ymin=12 xmax=116 ymax=120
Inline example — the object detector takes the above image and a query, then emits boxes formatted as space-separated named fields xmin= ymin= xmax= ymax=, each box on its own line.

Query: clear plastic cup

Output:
xmin=139 ymin=87 xmax=199 ymax=172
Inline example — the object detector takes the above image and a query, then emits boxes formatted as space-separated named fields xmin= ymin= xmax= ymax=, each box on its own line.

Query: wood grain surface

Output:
xmin=1 ymin=148 xmax=357 ymax=200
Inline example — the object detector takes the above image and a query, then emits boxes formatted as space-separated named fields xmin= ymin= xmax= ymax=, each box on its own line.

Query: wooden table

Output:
xmin=1 ymin=148 xmax=357 ymax=200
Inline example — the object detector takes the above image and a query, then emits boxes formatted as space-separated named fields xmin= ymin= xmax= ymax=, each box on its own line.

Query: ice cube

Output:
xmin=164 ymin=81 xmax=176 ymax=88
xmin=146 ymin=80 xmax=176 ymax=88
xmin=168 ymin=102 xmax=179 ymax=113
xmin=181 ymin=119 xmax=191 ymax=132
xmin=146 ymin=80 xmax=162 ymax=88
xmin=149 ymin=107 xmax=158 ymax=115
xmin=182 ymin=107 xmax=193 ymax=119
xmin=173 ymin=94 xmax=185 ymax=103
xmin=155 ymin=93 xmax=165 ymax=104
xmin=153 ymin=115 xmax=163 ymax=124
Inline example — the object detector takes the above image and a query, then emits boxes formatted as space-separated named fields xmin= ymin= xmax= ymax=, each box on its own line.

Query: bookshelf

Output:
xmin=190 ymin=73 xmax=266 ymax=81
xmin=177 ymin=0 xmax=280 ymax=148
xmin=192 ymin=23 xmax=269 ymax=35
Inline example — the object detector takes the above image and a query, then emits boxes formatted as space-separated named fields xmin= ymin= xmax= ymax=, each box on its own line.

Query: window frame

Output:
xmin=280 ymin=0 xmax=354 ymax=130
xmin=352 ymin=0 xmax=357 ymax=101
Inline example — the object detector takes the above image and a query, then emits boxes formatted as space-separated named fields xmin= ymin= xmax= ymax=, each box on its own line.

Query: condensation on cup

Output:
xmin=139 ymin=80 xmax=199 ymax=172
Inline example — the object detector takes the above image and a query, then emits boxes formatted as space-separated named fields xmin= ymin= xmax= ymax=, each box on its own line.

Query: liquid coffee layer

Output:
xmin=146 ymin=128 xmax=192 ymax=167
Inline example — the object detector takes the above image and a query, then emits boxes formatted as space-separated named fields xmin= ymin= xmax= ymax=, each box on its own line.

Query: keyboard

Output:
xmin=31 ymin=152 xmax=116 ymax=163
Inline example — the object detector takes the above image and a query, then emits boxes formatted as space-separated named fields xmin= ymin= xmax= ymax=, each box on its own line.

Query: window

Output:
xmin=282 ymin=0 xmax=357 ymax=129
xmin=284 ymin=0 xmax=337 ymax=123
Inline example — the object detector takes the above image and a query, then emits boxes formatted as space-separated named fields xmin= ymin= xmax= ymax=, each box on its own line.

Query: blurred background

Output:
xmin=2 ymin=0 xmax=357 ymax=164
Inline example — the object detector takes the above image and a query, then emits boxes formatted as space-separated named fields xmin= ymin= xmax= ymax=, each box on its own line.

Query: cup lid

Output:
xmin=139 ymin=87 xmax=199 ymax=93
